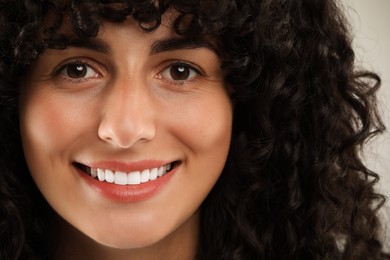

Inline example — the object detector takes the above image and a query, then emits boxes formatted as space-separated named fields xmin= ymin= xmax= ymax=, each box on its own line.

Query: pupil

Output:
xmin=67 ymin=64 xmax=87 ymax=78
xmin=170 ymin=65 xmax=189 ymax=80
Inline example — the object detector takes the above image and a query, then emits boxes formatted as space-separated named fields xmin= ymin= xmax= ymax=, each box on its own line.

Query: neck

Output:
xmin=52 ymin=212 xmax=200 ymax=260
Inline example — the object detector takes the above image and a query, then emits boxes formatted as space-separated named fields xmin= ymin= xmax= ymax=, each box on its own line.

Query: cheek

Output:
xmin=21 ymin=103 xmax=57 ymax=157
xmin=19 ymin=91 xmax=92 ymax=174
xmin=167 ymin=91 xmax=233 ymax=159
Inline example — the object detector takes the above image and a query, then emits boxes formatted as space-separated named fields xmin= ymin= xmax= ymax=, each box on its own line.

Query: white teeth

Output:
xmin=105 ymin=169 xmax=114 ymax=183
xmin=128 ymin=171 xmax=141 ymax=185
xmin=91 ymin=168 xmax=98 ymax=178
xmin=114 ymin=171 xmax=127 ymax=185
xmin=140 ymin=169 xmax=150 ymax=183
xmin=150 ymin=168 xmax=157 ymax=180
xmin=89 ymin=163 xmax=173 ymax=185
xmin=97 ymin=168 xmax=105 ymax=181
xmin=157 ymin=166 xmax=164 ymax=177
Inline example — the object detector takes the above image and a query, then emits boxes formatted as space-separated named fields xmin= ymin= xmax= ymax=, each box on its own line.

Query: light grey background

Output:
xmin=343 ymin=0 xmax=390 ymax=196
xmin=343 ymin=0 xmax=390 ymax=247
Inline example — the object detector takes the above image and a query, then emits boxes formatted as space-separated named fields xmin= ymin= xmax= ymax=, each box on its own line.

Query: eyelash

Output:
xmin=52 ymin=59 xmax=204 ymax=89
xmin=52 ymin=59 xmax=102 ymax=82
xmin=157 ymin=61 xmax=204 ymax=86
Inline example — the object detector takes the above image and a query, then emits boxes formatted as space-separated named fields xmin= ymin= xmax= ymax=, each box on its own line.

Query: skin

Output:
xmin=19 ymin=14 xmax=232 ymax=260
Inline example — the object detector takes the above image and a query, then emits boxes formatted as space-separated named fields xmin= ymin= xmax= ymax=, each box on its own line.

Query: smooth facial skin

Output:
xmin=19 ymin=15 xmax=232 ymax=260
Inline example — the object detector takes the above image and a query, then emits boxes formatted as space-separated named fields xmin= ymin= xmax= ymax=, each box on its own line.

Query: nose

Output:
xmin=97 ymin=78 xmax=156 ymax=149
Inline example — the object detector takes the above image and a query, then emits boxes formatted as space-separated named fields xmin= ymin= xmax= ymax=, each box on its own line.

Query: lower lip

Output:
xmin=77 ymin=166 xmax=176 ymax=203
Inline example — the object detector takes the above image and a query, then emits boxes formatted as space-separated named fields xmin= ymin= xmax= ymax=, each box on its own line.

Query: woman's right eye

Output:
xmin=56 ymin=62 xmax=100 ymax=80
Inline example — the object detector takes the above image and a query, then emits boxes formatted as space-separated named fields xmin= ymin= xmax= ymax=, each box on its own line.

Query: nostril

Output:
xmin=97 ymin=116 xmax=157 ymax=149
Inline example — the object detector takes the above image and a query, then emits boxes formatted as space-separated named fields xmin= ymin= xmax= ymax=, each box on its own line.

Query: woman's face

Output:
xmin=19 ymin=15 xmax=232 ymax=250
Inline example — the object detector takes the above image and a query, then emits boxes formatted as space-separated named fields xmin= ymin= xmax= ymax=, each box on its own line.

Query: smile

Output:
xmin=74 ymin=162 xmax=173 ymax=185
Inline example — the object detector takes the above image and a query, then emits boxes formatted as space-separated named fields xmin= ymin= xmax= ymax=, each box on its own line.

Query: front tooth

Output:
xmin=105 ymin=169 xmax=114 ymax=183
xmin=114 ymin=171 xmax=127 ymax=185
xmin=91 ymin=168 xmax=98 ymax=178
xmin=149 ymin=168 xmax=158 ymax=180
xmin=97 ymin=168 xmax=105 ymax=181
xmin=141 ymin=169 xmax=150 ymax=183
xmin=128 ymin=171 xmax=141 ymax=185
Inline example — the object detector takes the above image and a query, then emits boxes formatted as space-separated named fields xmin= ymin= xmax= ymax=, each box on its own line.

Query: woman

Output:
xmin=0 ymin=0 xmax=388 ymax=259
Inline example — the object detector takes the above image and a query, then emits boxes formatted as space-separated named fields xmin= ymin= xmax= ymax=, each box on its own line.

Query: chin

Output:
xmin=88 ymin=228 xmax=166 ymax=250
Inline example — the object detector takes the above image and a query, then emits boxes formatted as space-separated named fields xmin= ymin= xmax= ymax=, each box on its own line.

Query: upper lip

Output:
xmin=75 ymin=160 xmax=174 ymax=172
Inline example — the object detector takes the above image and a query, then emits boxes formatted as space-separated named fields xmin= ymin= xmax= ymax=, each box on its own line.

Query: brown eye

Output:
xmin=170 ymin=64 xmax=191 ymax=80
xmin=161 ymin=62 xmax=199 ymax=81
xmin=67 ymin=64 xmax=87 ymax=78
xmin=59 ymin=63 xmax=99 ymax=79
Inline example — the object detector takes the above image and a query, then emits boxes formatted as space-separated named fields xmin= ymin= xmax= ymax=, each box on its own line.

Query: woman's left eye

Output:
xmin=159 ymin=62 xmax=201 ymax=81
xmin=57 ymin=62 xmax=100 ymax=79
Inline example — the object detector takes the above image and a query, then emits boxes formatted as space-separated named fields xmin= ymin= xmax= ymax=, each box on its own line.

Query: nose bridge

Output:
xmin=98 ymin=75 xmax=156 ymax=148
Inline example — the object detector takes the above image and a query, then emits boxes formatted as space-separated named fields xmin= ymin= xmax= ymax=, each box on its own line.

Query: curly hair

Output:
xmin=0 ymin=0 xmax=388 ymax=259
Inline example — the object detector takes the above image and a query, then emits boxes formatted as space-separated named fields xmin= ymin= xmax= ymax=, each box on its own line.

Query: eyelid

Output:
xmin=51 ymin=57 xmax=105 ymax=78
xmin=157 ymin=60 xmax=205 ymax=81
xmin=166 ymin=60 xmax=204 ymax=73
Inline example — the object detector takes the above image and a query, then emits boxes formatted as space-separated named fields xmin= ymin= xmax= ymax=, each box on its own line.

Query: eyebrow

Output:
xmin=64 ymin=38 xmax=111 ymax=54
xmin=150 ymin=37 xmax=218 ymax=55
xmin=63 ymin=36 xmax=217 ymax=55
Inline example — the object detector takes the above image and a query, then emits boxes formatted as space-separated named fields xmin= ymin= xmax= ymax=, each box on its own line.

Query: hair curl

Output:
xmin=0 ymin=0 xmax=388 ymax=259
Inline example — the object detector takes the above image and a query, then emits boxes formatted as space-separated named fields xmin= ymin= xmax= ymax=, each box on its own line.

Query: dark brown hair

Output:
xmin=0 ymin=0 xmax=387 ymax=259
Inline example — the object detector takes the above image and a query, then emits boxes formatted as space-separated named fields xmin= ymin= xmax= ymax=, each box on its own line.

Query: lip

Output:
xmin=75 ymin=160 xmax=178 ymax=202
